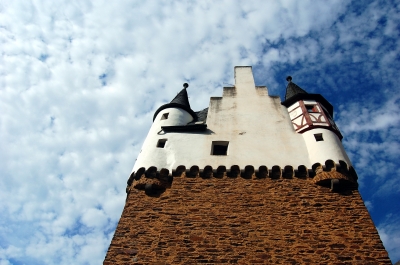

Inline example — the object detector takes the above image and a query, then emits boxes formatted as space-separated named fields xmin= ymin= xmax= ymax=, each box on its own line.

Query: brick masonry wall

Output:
xmin=104 ymin=175 xmax=391 ymax=264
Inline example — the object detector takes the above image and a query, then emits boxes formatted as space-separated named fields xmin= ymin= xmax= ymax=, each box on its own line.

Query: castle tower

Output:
xmin=104 ymin=67 xmax=390 ymax=264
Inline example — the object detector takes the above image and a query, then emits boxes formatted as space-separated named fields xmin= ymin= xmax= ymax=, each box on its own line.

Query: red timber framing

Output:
xmin=289 ymin=100 xmax=342 ymax=139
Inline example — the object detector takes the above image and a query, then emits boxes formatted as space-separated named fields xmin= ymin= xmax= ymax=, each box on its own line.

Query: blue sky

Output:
xmin=1 ymin=0 xmax=399 ymax=264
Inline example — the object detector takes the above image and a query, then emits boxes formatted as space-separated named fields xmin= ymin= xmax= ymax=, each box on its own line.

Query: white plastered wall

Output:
xmin=132 ymin=108 xmax=194 ymax=172
xmin=302 ymin=128 xmax=352 ymax=166
xmin=132 ymin=66 xmax=352 ymax=173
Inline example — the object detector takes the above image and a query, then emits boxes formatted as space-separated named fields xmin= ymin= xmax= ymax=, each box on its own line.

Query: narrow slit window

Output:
xmin=161 ymin=113 xmax=169 ymax=120
xmin=211 ymin=141 xmax=229 ymax=155
xmin=157 ymin=139 xmax=167 ymax=148
xmin=314 ymin=133 xmax=324 ymax=142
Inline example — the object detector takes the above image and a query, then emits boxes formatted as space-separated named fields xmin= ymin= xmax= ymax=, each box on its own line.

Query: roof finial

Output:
xmin=183 ymin=83 xmax=189 ymax=89
xmin=286 ymin=76 xmax=292 ymax=82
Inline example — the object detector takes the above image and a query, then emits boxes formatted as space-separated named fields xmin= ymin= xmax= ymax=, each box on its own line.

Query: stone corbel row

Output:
xmin=126 ymin=159 xmax=358 ymax=195
xmin=312 ymin=160 xmax=358 ymax=191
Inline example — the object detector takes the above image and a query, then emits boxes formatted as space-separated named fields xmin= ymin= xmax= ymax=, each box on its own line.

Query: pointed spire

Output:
xmin=153 ymin=83 xmax=197 ymax=121
xmin=285 ymin=76 xmax=308 ymax=101
xmin=170 ymin=83 xmax=191 ymax=109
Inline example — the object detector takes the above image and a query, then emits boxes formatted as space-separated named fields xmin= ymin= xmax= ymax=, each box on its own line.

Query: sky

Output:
xmin=1 ymin=0 xmax=399 ymax=264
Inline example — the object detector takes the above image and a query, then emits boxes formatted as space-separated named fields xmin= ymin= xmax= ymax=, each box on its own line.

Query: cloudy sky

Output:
xmin=1 ymin=0 xmax=399 ymax=264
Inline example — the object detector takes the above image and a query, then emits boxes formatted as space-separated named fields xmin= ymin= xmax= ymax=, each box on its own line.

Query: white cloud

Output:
xmin=81 ymin=208 xmax=108 ymax=228
xmin=364 ymin=200 xmax=373 ymax=211
xmin=378 ymin=216 xmax=400 ymax=263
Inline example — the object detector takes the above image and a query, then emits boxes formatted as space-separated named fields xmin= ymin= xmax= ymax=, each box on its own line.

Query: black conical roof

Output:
xmin=281 ymin=76 xmax=334 ymax=119
xmin=285 ymin=80 xmax=308 ymax=101
xmin=153 ymin=84 xmax=197 ymax=121
xmin=170 ymin=88 xmax=191 ymax=109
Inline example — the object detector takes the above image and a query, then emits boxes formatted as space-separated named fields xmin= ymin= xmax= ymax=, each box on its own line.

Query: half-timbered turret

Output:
xmin=282 ymin=76 xmax=342 ymax=139
xmin=281 ymin=76 xmax=350 ymax=174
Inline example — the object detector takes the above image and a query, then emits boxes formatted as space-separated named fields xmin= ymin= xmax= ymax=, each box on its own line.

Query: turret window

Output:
xmin=305 ymin=104 xmax=319 ymax=113
xmin=161 ymin=113 xmax=169 ymax=120
xmin=211 ymin=141 xmax=229 ymax=155
xmin=157 ymin=139 xmax=167 ymax=148
xmin=314 ymin=133 xmax=324 ymax=142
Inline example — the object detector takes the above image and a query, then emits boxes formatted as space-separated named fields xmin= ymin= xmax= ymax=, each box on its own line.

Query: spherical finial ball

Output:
xmin=286 ymin=76 xmax=292 ymax=82
xmin=183 ymin=83 xmax=189 ymax=88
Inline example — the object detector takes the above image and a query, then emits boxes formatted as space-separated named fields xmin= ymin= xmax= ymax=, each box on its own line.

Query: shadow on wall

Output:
xmin=157 ymin=128 xmax=215 ymax=136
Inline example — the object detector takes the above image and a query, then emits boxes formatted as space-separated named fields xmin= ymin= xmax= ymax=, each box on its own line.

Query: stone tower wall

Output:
xmin=104 ymin=172 xmax=391 ymax=264
xmin=105 ymin=66 xmax=390 ymax=264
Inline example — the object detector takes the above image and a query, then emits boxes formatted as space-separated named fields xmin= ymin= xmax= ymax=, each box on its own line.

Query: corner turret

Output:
xmin=132 ymin=83 xmax=208 ymax=173
xmin=282 ymin=76 xmax=351 ymax=175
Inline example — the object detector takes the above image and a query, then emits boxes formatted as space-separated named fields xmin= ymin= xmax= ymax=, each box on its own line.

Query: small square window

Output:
xmin=161 ymin=113 xmax=169 ymax=120
xmin=305 ymin=105 xmax=319 ymax=113
xmin=314 ymin=133 xmax=323 ymax=142
xmin=157 ymin=139 xmax=167 ymax=148
xmin=211 ymin=141 xmax=229 ymax=155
